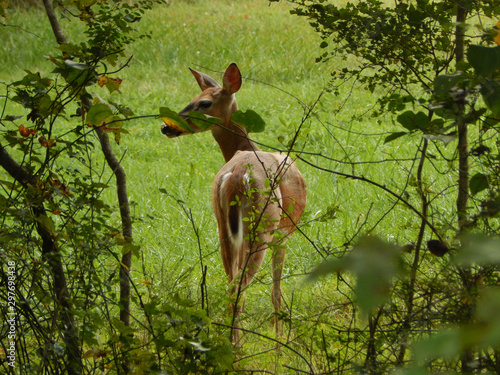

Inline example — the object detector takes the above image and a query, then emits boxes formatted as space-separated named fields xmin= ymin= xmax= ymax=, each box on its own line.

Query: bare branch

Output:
xmin=297 ymin=155 xmax=444 ymax=242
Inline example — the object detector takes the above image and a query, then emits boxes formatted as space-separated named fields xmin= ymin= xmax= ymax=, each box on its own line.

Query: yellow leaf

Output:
xmin=98 ymin=75 xmax=122 ymax=93
xmin=38 ymin=136 xmax=56 ymax=148
xmin=118 ymin=262 xmax=129 ymax=271
xmin=495 ymin=20 xmax=500 ymax=46
xmin=161 ymin=117 xmax=177 ymax=127
xmin=97 ymin=75 xmax=107 ymax=87
xmin=161 ymin=116 xmax=187 ymax=134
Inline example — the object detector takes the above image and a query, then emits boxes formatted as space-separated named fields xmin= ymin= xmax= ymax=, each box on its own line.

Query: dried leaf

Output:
xmin=38 ymin=136 xmax=56 ymax=148
xmin=19 ymin=124 xmax=37 ymax=137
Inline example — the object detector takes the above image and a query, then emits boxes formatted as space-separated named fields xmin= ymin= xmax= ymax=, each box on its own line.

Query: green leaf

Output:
xmin=86 ymin=103 xmax=114 ymax=126
xmin=306 ymin=258 xmax=342 ymax=281
xmin=110 ymin=101 xmax=134 ymax=118
xmin=434 ymin=72 xmax=464 ymax=98
xmin=454 ymin=233 xmax=500 ymax=266
xmin=469 ymin=173 xmax=489 ymax=196
xmin=308 ymin=236 xmax=404 ymax=315
xmin=14 ymin=71 xmax=52 ymax=88
xmin=422 ymin=133 xmax=456 ymax=145
xmin=111 ymin=317 xmax=135 ymax=336
xmin=103 ymin=115 xmax=127 ymax=144
xmin=104 ymin=77 xmax=122 ymax=93
xmin=473 ymin=289 xmax=500 ymax=349
xmin=38 ymin=215 xmax=56 ymax=235
xmin=231 ymin=109 xmax=266 ymax=133
xmin=1 ymin=115 xmax=23 ymax=122
xmin=64 ymin=59 xmax=90 ymax=71
xmin=188 ymin=111 xmax=221 ymax=131
xmin=412 ymin=328 xmax=462 ymax=363
xmin=124 ymin=242 xmax=141 ymax=257
xmin=480 ymin=80 xmax=500 ymax=117
xmin=55 ymin=62 xmax=96 ymax=87
xmin=396 ymin=111 xmax=429 ymax=132
xmin=159 ymin=107 xmax=192 ymax=132
xmin=384 ymin=131 xmax=407 ymax=143
xmin=475 ymin=288 xmax=500 ymax=326
xmin=467 ymin=45 xmax=500 ymax=77
xmin=189 ymin=341 xmax=210 ymax=352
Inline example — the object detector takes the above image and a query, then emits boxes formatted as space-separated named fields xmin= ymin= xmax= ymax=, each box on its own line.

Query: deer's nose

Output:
xmin=161 ymin=124 xmax=183 ymax=137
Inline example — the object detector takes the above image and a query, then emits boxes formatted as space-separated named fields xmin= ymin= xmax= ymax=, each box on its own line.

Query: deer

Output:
xmin=160 ymin=63 xmax=306 ymax=345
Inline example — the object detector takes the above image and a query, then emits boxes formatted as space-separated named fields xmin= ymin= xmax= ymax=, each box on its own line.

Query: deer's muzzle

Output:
xmin=161 ymin=123 xmax=184 ymax=137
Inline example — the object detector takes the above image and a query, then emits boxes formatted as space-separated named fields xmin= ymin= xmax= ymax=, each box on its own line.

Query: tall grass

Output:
xmin=0 ymin=0 xmax=430 ymax=371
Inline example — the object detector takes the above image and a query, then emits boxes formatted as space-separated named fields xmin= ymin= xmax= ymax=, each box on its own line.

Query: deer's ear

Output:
xmin=189 ymin=68 xmax=220 ymax=91
xmin=222 ymin=63 xmax=241 ymax=95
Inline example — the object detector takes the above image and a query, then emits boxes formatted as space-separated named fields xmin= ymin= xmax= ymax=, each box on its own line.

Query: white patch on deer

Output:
xmin=219 ymin=172 xmax=243 ymax=251
xmin=243 ymin=172 xmax=251 ymax=191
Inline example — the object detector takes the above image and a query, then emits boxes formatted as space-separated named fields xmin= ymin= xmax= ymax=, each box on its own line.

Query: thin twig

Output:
xmin=297 ymin=155 xmax=443 ymax=242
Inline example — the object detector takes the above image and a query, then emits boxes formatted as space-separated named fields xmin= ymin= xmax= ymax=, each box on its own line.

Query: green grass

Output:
xmin=0 ymin=0 xmax=455 ymax=372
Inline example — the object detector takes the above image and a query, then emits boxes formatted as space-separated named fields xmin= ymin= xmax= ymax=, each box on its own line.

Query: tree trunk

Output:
xmin=455 ymin=0 xmax=468 ymax=232
xmin=95 ymin=128 xmax=133 ymax=329
xmin=42 ymin=1 xmax=134 ymax=371
xmin=455 ymin=3 xmax=474 ymax=372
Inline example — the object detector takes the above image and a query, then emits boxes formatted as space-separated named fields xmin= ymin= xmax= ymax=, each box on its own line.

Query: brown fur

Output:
xmin=162 ymin=64 xmax=306 ymax=345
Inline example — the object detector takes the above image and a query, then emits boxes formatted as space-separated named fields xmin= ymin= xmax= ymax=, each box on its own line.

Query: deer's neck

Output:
xmin=211 ymin=121 xmax=260 ymax=163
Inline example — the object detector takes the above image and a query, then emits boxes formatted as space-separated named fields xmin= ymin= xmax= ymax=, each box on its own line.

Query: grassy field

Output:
xmin=0 ymin=0 xmax=444 ymax=372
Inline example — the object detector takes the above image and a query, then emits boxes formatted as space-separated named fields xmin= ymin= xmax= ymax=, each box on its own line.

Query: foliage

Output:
xmin=309 ymin=236 xmax=405 ymax=315
xmin=231 ymin=109 xmax=266 ymax=133
xmin=278 ymin=0 xmax=500 ymax=373
xmin=0 ymin=0 xmax=237 ymax=374
xmin=3 ymin=0 xmax=500 ymax=373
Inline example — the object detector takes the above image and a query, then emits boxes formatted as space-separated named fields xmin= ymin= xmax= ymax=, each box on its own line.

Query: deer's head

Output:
xmin=161 ymin=63 xmax=242 ymax=138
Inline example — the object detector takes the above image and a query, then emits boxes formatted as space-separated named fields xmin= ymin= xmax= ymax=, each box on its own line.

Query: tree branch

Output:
xmin=296 ymin=155 xmax=443 ymax=242
xmin=0 ymin=142 xmax=83 ymax=374
xmin=95 ymin=127 xmax=133 ymax=330
xmin=42 ymin=0 xmax=67 ymax=45
xmin=42 ymin=0 xmax=134 ymax=371
xmin=0 ymin=143 xmax=37 ymax=187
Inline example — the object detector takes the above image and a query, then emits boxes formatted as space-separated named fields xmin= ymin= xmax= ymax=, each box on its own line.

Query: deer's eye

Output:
xmin=198 ymin=100 xmax=212 ymax=109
